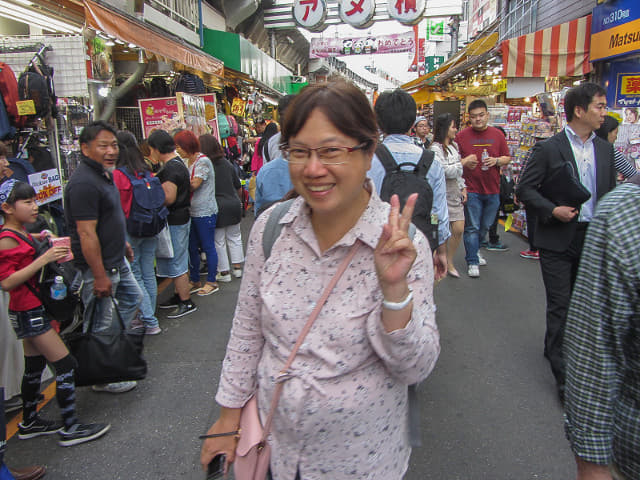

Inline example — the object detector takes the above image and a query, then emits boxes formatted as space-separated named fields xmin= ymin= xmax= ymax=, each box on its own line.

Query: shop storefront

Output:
xmin=590 ymin=0 xmax=640 ymax=170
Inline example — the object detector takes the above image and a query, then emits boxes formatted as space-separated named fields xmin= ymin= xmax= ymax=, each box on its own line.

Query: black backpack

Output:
xmin=117 ymin=167 xmax=168 ymax=237
xmin=376 ymin=144 xmax=438 ymax=250
xmin=18 ymin=72 xmax=51 ymax=118
xmin=500 ymin=175 xmax=517 ymax=214
xmin=0 ymin=229 xmax=81 ymax=328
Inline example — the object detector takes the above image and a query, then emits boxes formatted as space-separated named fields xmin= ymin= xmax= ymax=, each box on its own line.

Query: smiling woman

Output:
xmin=200 ymin=81 xmax=440 ymax=480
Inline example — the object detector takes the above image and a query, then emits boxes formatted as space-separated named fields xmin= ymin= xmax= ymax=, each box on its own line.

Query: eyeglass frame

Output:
xmin=279 ymin=141 xmax=371 ymax=165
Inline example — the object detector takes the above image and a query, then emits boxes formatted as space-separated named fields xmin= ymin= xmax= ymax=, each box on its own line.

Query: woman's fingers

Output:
xmin=399 ymin=193 xmax=418 ymax=233
xmin=388 ymin=194 xmax=400 ymax=230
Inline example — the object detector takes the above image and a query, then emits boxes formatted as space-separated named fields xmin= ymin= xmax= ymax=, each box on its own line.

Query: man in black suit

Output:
xmin=516 ymin=83 xmax=616 ymax=400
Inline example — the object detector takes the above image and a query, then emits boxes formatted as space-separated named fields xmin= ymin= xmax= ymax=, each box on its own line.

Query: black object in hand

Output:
xmin=206 ymin=454 xmax=226 ymax=480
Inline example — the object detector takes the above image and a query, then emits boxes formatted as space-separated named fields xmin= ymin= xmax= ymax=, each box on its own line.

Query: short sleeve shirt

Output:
xmin=64 ymin=156 xmax=127 ymax=271
xmin=188 ymin=155 xmax=218 ymax=218
xmin=456 ymin=126 xmax=510 ymax=195
xmin=157 ymin=157 xmax=191 ymax=225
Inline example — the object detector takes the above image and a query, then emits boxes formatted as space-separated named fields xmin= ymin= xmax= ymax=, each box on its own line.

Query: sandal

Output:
xmin=197 ymin=283 xmax=220 ymax=296
xmin=189 ymin=282 xmax=203 ymax=294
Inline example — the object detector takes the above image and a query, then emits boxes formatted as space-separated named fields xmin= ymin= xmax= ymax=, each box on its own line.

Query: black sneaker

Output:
xmin=158 ymin=293 xmax=180 ymax=309
xmin=58 ymin=422 xmax=111 ymax=447
xmin=167 ymin=301 xmax=197 ymax=319
xmin=18 ymin=416 xmax=62 ymax=439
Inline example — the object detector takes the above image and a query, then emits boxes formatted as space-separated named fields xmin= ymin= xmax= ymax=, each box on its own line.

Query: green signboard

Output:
xmin=425 ymin=56 xmax=445 ymax=73
xmin=426 ymin=20 xmax=445 ymax=41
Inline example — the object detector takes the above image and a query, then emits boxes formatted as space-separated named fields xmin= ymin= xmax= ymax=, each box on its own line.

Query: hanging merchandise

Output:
xmin=217 ymin=112 xmax=232 ymax=138
xmin=149 ymin=77 xmax=170 ymax=98
xmin=175 ymin=72 xmax=205 ymax=94
xmin=231 ymin=97 xmax=246 ymax=117
xmin=17 ymin=47 xmax=57 ymax=120
xmin=0 ymin=62 xmax=21 ymax=126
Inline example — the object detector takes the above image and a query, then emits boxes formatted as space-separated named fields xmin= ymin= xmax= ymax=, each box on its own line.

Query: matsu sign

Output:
xmin=293 ymin=0 xmax=328 ymax=31
xmin=387 ymin=0 xmax=426 ymax=25
xmin=339 ymin=0 xmax=376 ymax=28
xmin=28 ymin=169 xmax=63 ymax=206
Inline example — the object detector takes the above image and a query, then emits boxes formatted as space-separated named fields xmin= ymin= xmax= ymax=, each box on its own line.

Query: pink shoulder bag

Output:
xmin=233 ymin=241 xmax=362 ymax=480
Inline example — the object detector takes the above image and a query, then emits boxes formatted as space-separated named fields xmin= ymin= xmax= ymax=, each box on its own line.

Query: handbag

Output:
xmin=155 ymin=224 xmax=173 ymax=259
xmin=63 ymin=296 xmax=147 ymax=387
xmin=233 ymin=241 xmax=361 ymax=480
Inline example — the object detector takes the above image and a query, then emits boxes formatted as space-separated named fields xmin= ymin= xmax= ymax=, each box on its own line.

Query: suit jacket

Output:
xmin=516 ymin=129 xmax=616 ymax=252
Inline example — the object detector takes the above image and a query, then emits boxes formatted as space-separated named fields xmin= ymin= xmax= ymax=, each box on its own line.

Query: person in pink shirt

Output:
xmin=200 ymin=81 xmax=440 ymax=480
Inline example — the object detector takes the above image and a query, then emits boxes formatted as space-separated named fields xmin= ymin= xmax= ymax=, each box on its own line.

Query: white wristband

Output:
xmin=382 ymin=289 xmax=413 ymax=311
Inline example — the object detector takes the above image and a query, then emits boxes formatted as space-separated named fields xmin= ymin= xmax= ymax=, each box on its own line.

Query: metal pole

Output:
xmin=269 ymin=30 xmax=277 ymax=59
xmin=449 ymin=16 xmax=460 ymax=59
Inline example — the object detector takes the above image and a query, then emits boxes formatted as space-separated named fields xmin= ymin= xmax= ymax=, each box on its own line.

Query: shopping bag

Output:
xmin=63 ymin=297 xmax=147 ymax=387
xmin=155 ymin=224 xmax=174 ymax=259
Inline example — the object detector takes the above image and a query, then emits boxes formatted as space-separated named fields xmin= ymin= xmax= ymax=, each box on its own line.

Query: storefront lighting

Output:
xmin=0 ymin=1 xmax=82 ymax=33
xmin=13 ymin=0 xmax=33 ymax=5
xmin=105 ymin=40 xmax=115 ymax=46
xmin=573 ymin=79 xmax=582 ymax=86
xmin=524 ymin=97 xmax=531 ymax=102
xmin=115 ymin=39 xmax=125 ymax=44
xmin=0 ymin=10 xmax=76 ymax=34
xmin=128 ymin=43 xmax=137 ymax=49
xmin=98 ymin=87 xmax=110 ymax=97
xmin=473 ymin=81 xmax=480 ymax=87
xmin=492 ymin=78 xmax=499 ymax=84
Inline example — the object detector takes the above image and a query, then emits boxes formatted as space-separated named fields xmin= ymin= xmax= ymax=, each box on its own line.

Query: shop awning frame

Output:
xmin=84 ymin=0 xmax=224 ymax=76
xmin=501 ymin=15 xmax=592 ymax=78
xmin=402 ymin=30 xmax=500 ymax=91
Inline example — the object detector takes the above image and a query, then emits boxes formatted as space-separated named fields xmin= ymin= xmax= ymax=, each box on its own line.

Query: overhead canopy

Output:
xmin=501 ymin=15 xmax=592 ymax=78
xmin=402 ymin=32 xmax=499 ymax=91
xmin=84 ymin=0 xmax=223 ymax=76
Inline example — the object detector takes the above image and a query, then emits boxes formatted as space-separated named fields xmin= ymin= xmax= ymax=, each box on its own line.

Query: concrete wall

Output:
xmin=535 ymin=0 xmax=595 ymax=30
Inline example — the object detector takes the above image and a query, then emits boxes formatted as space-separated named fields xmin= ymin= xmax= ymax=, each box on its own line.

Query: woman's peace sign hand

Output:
xmin=374 ymin=194 xmax=418 ymax=294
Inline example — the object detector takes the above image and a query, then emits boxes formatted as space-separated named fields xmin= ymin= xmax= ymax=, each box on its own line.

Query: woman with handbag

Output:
xmin=200 ymin=82 xmax=440 ymax=480
xmin=0 ymin=180 xmax=110 ymax=447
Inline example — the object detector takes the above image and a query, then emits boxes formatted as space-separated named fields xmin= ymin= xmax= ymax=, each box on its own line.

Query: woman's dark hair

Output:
xmin=433 ymin=113 xmax=456 ymax=147
xmin=594 ymin=115 xmax=619 ymax=141
xmin=117 ymin=131 xmax=148 ymax=173
xmin=258 ymin=123 xmax=279 ymax=163
xmin=281 ymin=81 xmax=377 ymax=155
xmin=199 ymin=134 xmax=225 ymax=162
xmin=174 ymin=130 xmax=200 ymax=156
xmin=564 ymin=82 xmax=607 ymax=122
xmin=1 ymin=181 xmax=36 ymax=211
xmin=374 ymin=89 xmax=416 ymax=135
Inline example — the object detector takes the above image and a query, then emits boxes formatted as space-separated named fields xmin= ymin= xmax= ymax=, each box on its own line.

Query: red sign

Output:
xmin=138 ymin=97 xmax=180 ymax=139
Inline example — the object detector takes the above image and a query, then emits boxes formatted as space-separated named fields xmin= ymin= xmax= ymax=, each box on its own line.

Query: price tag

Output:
xmin=16 ymin=100 xmax=36 ymax=115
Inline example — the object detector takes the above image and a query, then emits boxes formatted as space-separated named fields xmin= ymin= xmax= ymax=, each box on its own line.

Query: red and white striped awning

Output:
xmin=501 ymin=15 xmax=592 ymax=78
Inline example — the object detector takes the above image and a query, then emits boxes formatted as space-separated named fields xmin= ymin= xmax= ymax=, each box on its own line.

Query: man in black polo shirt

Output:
xmin=65 ymin=121 xmax=142 ymax=394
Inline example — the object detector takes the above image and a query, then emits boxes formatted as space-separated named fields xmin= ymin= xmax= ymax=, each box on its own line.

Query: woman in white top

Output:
xmin=429 ymin=113 xmax=474 ymax=278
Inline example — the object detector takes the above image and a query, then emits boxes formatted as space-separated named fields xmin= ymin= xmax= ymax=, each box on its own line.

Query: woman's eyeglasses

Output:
xmin=281 ymin=143 xmax=369 ymax=165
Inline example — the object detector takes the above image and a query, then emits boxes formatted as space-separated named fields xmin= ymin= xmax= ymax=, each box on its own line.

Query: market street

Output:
xmin=4 ymin=217 xmax=576 ymax=479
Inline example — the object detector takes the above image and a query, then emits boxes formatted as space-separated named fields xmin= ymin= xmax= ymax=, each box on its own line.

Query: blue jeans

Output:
xmin=81 ymin=259 xmax=143 ymax=333
xmin=463 ymin=193 xmax=500 ymax=265
xmin=189 ymin=214 xmax=218 ymax=283
xmin=128 ymin=235 xmax=159 ymax=328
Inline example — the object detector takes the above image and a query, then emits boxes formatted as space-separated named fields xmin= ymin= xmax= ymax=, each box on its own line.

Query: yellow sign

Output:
xmin=591 ymin=17 xmax=640 ymax=61
xmin=16 ymin=100 xmax=36 ymax=116
xmin=620 ymin=75 xmax=640 ymax=95
xmin=231 ymin=98 xmax=246 ymax=117
xmin=496 ymin=79 xmax=507 ymax=93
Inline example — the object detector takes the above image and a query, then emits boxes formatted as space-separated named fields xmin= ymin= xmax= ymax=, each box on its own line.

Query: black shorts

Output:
xmin=9 ymin=306 xmax=52 ymax=339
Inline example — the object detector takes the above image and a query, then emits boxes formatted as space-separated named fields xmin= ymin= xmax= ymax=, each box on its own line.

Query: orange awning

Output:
xmin=501 ymin=15 xmax=592 ymax=78
xmin=84 ymin=0 xmax=223 ymax=76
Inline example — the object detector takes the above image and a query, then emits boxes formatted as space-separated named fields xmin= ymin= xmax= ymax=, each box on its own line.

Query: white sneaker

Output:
xmin=232 ymin=268 xmax=243 ymax=278
xmin=216 ymin=272 xmax=232 ymax=283
xmin=468 ymin=265 xmax=480 ymax=278
xmin=478 ymin=253 xmax=487 ymax=266
xmin=92 ymin=381 xmax=137 ymax=394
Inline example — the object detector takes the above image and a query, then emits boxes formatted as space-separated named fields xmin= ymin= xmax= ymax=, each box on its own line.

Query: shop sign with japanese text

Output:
xmin=591 ymin=0 xmax=640 ymax=61
xmin=138 ymin=97 xmax=180 ymax=138
xmin=310 ymin=31 xmax=415 ymax=58
xmin=387 ymin=0 xmax=426 ymax=25
xmin=607 ymin=60 xmax=640 ymax=108
xmin=28 ymin=169 xmax=62 ymax=206
xmin=426 ymin=19 xmax=445 ymax=41
xmin=339 ymin=0 xmax=375 ymax=28
xmin=293 ymin=0 xmax=328 ymax=31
